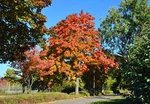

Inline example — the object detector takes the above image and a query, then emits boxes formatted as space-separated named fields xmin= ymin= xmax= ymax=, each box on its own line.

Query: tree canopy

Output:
xmin=12 ymin=11 xmax=118 ymax=89
xmin=99 ymin=0 xmax=150 ymax=57
xmin=0 ymin=0 xmax=52 ymax=63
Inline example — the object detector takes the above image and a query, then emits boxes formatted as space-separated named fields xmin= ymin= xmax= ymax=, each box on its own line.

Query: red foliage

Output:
xmin=0 ymin=79 xmax=8 ymax=87
xmin=38 ymin=10 xmax=118 ymax=80
xmin=13 ymin=10 xmax=118 ymax=86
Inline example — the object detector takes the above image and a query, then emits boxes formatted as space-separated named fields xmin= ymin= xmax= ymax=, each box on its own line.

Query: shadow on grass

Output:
xmin=91 ymin=99 xmax=129 ymax=104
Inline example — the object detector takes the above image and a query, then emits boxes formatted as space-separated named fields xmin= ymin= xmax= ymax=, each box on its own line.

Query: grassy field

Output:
xmin=0 ymin=91 xmax=90 ymax=104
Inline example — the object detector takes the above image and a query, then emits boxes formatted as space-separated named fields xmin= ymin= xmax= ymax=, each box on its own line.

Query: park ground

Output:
xmin=0 ymin=91 xmax=127 ymax=104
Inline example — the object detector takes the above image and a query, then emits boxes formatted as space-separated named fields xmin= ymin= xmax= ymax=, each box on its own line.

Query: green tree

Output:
xmin=4 ymin=68 xmax=18 ymax=84
xmin=99 ymin=0 xmax=150 ymax=56
xmin=125 ymin=36 xmax=150 ymax=103
xmin=0 ymin=0 xmax=52 ymax=63
xmin=99 ymin=0 xmax=150 ymax=94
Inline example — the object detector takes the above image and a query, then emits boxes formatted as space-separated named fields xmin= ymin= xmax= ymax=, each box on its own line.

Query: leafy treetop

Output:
xmin=0 ymin=0 xmax=52 ymax=63
xmin=12 ymin=10 xmax=118 ymax=87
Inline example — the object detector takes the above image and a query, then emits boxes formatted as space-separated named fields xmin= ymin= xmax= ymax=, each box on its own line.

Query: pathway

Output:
xmin=52 ymin=95 xmax=122 ymax=104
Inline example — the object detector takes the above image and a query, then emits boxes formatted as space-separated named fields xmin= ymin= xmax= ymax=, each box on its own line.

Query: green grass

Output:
xmin=0 ymin=91 xmax=90 ymax=104
xmin=69 ymin=90 xmax=90 ymax=97
xmin=90 ymin=99 xmax=129 ymax=104
xmin=0 ymin=92 xmax=80 ymax=104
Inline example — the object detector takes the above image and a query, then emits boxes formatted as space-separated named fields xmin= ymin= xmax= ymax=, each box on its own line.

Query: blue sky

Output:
xmin=0 ymin=0 xmax=122 ymax=77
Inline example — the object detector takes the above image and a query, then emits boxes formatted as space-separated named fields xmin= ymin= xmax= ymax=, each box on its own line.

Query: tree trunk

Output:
xmin=75 ymin=77 xmax=79 ymax=95
xmin=102 ymin=83 xmax=104 ymax=94
xmin=93 ymin=70 xmax=95 ymax=96
xmin=22 ymin=83 xmax=25 ymax=93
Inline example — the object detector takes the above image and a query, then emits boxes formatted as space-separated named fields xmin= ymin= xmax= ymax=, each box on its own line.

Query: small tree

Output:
xmin=4 ymin=69 xmax=18 ymax=84
xmin=12 ymin=48 xmax=43 ymax=93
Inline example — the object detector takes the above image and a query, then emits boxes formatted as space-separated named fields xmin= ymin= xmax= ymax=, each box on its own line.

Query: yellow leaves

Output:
xmin=40 ymin=77 xmax=44 ymax=81
xmin=51 ymin=65 xmax=57 ymax=71
xmin=72 ymin=76 xmax=76 ymax=81
xmin=50 ymin=79 xmax=53 ymax=81
xmin=66 ymin=64 xmax=71 ymax=68
xmin=44 ymin=56 xmax=48 ymax=61
xmin=65 ymin=71 xmax=70 ymax=76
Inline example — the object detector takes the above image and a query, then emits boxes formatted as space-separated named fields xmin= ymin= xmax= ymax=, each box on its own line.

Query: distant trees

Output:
xmin=4 ymin=69 xmax=18 ymax=84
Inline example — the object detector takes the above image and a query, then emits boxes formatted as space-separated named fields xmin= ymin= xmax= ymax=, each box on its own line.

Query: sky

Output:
xmin=0 ymin=0 xmax=122 ymax=77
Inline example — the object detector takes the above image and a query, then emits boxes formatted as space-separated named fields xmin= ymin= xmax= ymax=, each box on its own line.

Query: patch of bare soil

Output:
xmin=18 ymin=99 xmax=35 ymax=104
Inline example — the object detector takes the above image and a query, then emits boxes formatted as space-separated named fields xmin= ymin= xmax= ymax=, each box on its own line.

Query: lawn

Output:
xmin=0 ymin=91 xmax=90 ymax=104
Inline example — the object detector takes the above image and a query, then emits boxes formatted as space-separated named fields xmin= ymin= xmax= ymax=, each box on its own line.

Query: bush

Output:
xmin=79 ymin=91 xmax=90 ymax=96
xmin=50 ymin=79 xmax=75 ymax=93
xmin=62 ymin=85 xmax=76 ymax=94
xmin=105 ymin=76 xmax=116 ymax=90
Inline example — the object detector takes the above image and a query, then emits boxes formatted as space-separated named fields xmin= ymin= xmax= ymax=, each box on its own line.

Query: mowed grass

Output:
xmin=90 ymin=99 xmax=129 ymax=104
xmin=0 ymin=92 xmax=89 ymax=104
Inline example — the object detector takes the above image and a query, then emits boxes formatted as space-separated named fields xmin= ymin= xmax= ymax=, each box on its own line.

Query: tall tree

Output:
xmin=98 ymin=0 xmax=150 ymax=94
xmin=99 ymin=0 xmax=150 ymax=57
xmin=39 ymin=10 xmax=118 ymax=95
xmin=0 ymin=0 xmax=52 ymax=63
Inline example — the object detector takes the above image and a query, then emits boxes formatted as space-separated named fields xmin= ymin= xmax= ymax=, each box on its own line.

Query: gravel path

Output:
xmin=52 ymin=95 xmax=122 ymax=104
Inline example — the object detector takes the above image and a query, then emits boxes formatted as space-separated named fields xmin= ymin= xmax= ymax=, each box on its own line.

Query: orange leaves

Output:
xmin=14 ymin=10 xmax=119 ymax=87
xmin=47 ymin=10 xmax=104 ymax=77
xmin=40 ymin=77 xmax=44 ymax=81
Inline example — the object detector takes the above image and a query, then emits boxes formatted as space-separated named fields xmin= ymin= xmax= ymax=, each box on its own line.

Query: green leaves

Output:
xmin=99 ymin=0 xmax=150 ymax=103
xmin=99 ymin=0 xmax=150 ymax=56
xmin=0 ymin=0 xmax=52 ymax=63
xmin=125 ymin=34 xmax=150 ymax=103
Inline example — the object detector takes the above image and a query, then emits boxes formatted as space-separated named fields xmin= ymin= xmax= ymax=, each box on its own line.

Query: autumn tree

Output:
xmin=11 ymin=48 xmax=42 ymax=93
xmin=0 ymin=0 xmax=52 ymax=63
xmin=36 ymin=10 xmax=118 ymax=95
